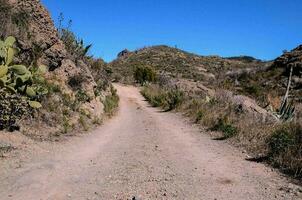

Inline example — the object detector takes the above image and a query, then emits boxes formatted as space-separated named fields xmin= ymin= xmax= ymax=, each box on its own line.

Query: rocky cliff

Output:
xmin=1 ymin=0 xmax=114 ymax=140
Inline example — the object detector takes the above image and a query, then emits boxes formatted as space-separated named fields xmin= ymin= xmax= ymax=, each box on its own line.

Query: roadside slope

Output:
xmin=0 ymin=84 xmax=300 ymax=200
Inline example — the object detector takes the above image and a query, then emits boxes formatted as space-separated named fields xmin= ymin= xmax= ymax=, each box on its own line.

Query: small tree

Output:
xmin=134 ymin=66 xmax=156 ymax=85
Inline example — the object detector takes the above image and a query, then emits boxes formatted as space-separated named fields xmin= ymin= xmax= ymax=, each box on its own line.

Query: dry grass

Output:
xmin=141 ymin=84 xmax=302 ymax=180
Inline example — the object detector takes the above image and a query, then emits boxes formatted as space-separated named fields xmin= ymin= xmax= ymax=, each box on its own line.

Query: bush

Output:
xmin=268 ymin=128 xmax=295 ymax=156
xmin=195 ymin=110 xmax=204 ymax=123
xmin=141 ymin=85 xmax=184 ymax=111
xmin=267 ymin=123 xmax=302 ymax=178
xmin=103 ymin=87 xmax=119 ymax=115
xmin=134 ymin=66 xmax=156 ymax=85
xmin=165 ymin=88 xmax=184 ymax=111
xmin=211 ymin=117 xmax=238 ymax=139
xmin=76 ymin=90 xmax=91 ymax=103
xmin=0 ymin=90 xmax=29 ymax=131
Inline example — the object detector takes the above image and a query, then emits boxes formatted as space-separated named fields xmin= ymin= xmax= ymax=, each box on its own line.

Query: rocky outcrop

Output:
xmin=1 ymin=0 xmax=113 ymax=139
xmin=7 ymin=0 xmax=66 ymax=70
xmin=117 ymin=49 xmax=130 ymax=58
xmin=274 ymin=45 xmax=302 ymax=88
xmin=275 ymin=45 xmax=302 ymax=70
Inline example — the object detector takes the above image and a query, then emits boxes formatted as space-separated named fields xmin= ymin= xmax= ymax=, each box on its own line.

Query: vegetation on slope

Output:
xmin=111 ymin=44 xmax=301 ymax=180
xmin=0 ymin=1 xmax=117 ymax=141
xmin=141 ymin=83 xmax=302 ymax=179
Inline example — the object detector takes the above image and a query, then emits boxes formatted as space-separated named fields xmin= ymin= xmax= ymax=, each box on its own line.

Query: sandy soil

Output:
xmin=0 ymin=84 xmax=301 ymax=200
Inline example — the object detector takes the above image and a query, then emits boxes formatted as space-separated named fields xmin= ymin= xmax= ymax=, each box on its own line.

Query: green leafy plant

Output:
xmin=134 ymin=66 xmax=156 ymax=85
xmin=0 ymin=36 xmax=48 ymax=108
xmin=0 ymin=36 xmax=49 ymax=130
xmin=274 ymin=64 xmax=295 ymax=121
xmin=276 ymin=99 xmax=295 ymax=121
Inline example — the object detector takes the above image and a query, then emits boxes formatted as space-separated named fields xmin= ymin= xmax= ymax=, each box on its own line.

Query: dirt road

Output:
xmin=0 ymin=84 xmax=300 ymax=200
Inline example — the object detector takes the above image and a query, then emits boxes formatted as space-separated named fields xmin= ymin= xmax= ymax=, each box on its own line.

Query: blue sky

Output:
xmin=41 ymin=0 xmax=302 ymax=62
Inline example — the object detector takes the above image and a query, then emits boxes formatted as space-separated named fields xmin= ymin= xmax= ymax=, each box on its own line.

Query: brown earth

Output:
xmin=0 ymin=84 xmax=301 ymax=200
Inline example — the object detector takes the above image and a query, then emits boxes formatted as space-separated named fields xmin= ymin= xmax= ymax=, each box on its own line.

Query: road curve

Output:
xmin=0 ymin=84 xmax=300 ymax=200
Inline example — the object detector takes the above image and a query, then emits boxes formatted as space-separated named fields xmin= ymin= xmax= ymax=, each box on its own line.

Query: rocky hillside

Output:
xmin=110 ymin=45 xmax=302 ymax=107
xmin=110 ymin=44 xmax=302 ymax=179
xmin=0 ymin=0 xmax=116 ymax=141
xmin=110 ymin=45 xmax=267 ymax=84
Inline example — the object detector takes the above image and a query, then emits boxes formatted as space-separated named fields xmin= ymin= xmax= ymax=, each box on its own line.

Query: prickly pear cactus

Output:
xmin=0 ymin=36 xmax=50 ymax=130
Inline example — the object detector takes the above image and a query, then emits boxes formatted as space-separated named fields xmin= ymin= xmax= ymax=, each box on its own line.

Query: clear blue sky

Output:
xmin=41 ymin=0 xmax=302 ymax=62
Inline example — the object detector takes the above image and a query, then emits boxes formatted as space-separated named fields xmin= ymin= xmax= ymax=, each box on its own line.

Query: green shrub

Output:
xmin=195 ymin=110 xmax=204 ymax=123
xmin=0 ymin=89 xmax=29 ymax=131
xmin=242 ymin=84 xmax=262 ymax=96
xmin=267 ymin=123 xmax=302 ymax=178
xmin=141 ymin=85 xmax=184 ymax=111
xmin=76 ymin=90 xmax=91 ymax=103
xmin=94 ymin=79 xmax=110 ymax=97
xmin=134 ymin=66 xmax=156 ymax=85
xmin=165 ymin=88 xmax=184 ymax=111
xmin=268 ymin=128 xmax=295 ymax=157
xmin=211 ymin=118 xmax=238 ymax=139
xmin=103 ymin=88 xmax=119 ymax=115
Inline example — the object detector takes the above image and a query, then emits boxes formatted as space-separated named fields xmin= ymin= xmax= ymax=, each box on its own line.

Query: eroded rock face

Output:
xmin=3 ymin=0 xmax=112 ymax=138
xmin=7 ymin=0 xmax=66 ymax=70
xmin=275 ymin=45 xmax=302 ymax=69
xmin=117 ymin=49 xmax=130 ymax=58
xmin=274 ymin=45 xmax=302 ymax=88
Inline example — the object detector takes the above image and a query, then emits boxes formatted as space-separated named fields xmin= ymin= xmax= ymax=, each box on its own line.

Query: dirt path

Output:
xmin=0 ymin=84 xmax=300 ymax=200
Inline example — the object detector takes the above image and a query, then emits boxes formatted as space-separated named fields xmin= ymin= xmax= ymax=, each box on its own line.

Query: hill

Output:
xmin=110 ymin=45 xmax=266 ymax=83
xmin=110 ymin=44 xmax=302 ymax=179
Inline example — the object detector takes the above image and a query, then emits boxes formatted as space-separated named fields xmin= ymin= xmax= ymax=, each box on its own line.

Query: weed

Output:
xmin=103 ymin=89 xmax=119 ymax=116
xmin=62 ymin=115 xmax=72 ymax=134
xmin=79 ymin=114 xmax=89 ymax=131
xmin=92 ymin=116 xmax=103 ymax=125
xmin=141 ymin=85 xmax=184 ymax=111
xmin=195 ymin=110 xmax=204 ymax=123
xmin=211 ymin=118 xmax=238 ymax=139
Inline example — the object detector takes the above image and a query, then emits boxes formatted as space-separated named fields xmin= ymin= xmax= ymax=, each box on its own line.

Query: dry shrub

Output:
xmin=141 ymin=84 xmax=184 ymax=111
xmin=142 ymin=83 xmax=302 ymax=180
xmin=267 ymin=122 xmax=302 ymax=179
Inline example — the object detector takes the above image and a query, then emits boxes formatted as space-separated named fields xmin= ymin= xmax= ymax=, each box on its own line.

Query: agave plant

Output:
xmin=0 ymin=36 xmax=48 ymax=108
xmin=274 ymin=64 xmax=295 ymax=121
xmin=276 ymin=98 xmax=295 ymax=121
